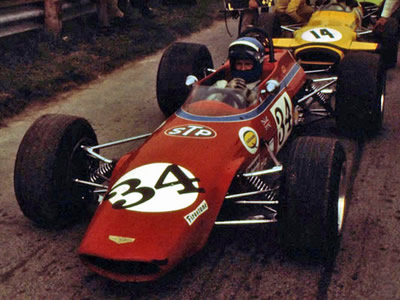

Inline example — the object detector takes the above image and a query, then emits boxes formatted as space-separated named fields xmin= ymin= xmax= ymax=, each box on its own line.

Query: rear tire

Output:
xmin=279 ymin=136 xmax=347 ymax=262
xmin=156 ymin=42 xmax=213 ymax=117
xmin=14 ymin=114 xmax=98 ymax=229
xmin=335 ymin=52 xmax=385 ymax=138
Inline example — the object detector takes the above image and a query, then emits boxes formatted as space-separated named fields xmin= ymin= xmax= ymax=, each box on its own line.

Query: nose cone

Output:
xmin=79 ymin=197 xmax=215 ymax=282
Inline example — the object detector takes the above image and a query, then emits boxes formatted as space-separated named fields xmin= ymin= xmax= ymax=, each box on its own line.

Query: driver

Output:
xmin=213 ymin=37 xmax=266 ymax=107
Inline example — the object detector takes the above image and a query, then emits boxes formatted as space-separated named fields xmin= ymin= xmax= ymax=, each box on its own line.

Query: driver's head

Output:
xmin=228 ymin=37 xmax=265 ymax=83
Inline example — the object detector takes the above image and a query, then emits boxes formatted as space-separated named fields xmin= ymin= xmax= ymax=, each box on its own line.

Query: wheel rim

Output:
xmin=337 ymin=161 xmax=347 ymax=233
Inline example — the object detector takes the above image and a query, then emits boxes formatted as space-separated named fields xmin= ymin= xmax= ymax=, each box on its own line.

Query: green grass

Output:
xmin=0 ymin=0 xmax=224 ymax=123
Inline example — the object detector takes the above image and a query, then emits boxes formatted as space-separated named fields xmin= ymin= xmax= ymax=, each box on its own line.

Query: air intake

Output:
xmin=81 ymin=255 xmax=162 ymax=275
xmin=295 ymin=48 xmax=342 ymax=69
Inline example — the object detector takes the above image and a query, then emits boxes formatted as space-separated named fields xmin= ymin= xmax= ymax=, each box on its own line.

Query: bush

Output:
xmin=0 ymin=0 xmax=222 ymax=123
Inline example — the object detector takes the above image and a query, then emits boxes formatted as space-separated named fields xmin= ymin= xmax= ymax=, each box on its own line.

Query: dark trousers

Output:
xmin=376 ymin=16 xmax=399 ymax=68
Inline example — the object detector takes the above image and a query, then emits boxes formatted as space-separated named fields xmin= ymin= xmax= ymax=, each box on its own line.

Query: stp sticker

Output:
xmin=105 ymin=163 xmax=204 ymax=212
xmin=165 ymin=125 xmax=216 ymax=138
xmin=301 ymin=28 xmax=342 ymax=43
xmin=239 ymin=127 xmax=259 ymax=154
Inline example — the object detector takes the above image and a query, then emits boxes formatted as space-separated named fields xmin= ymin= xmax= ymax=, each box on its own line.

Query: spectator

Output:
xmin=241 ymin=0 xmax=260 ymax=29
xmin=374 ymin=0 xmax=400 ymax=32
xmin=132 ymin=0 xmax=156 ymax=18
xmin=274 ymin=0 xmax=313 ymax=24
xmin=373 ymin=0 xmax=400 ymax=68
xmin=96 ymin=0 xmax=124 ymax=28
xmin=162 ymin=0 xmax=196 ymax=4
xmin=109 ymin=0 xmax=124 ymax=18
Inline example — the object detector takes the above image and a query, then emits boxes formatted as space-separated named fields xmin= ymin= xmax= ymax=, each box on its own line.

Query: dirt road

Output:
xmin=1 ymin=19 xmax=399 ymax=299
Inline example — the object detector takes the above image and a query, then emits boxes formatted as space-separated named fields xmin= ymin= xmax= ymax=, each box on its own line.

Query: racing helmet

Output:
xmin=228 ymin=37 xmax=265 ymax=83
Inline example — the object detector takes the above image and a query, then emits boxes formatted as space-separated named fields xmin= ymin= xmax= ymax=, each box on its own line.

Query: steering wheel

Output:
xmin=238 ymin=27 xmax=275 ymax=62
xmin=322 ymin=3 xmax=346 ymax=11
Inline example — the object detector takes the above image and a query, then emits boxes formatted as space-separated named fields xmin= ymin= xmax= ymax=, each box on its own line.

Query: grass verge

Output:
xmin=0 ymin=0 xmax=224 ymax=123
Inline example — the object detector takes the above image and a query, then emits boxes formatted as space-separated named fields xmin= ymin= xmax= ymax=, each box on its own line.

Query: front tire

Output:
xmin=279 ymin=136 xmax=347 ymax=262
xmin=156 ymin=42 xmax=213 ymax=117
xmin=14 ymin=114 xmax=98 ymax=229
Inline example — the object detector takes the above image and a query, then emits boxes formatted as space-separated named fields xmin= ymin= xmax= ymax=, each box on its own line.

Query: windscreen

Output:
xmin=181 ymin=85 xmax=256 ymax=117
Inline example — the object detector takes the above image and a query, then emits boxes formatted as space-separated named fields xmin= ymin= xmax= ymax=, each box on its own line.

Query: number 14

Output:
xmin=310 ymin=29 xmax=334 ymax=39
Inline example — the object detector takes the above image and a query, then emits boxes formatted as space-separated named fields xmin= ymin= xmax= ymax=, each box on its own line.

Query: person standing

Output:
xmin=133 ymin=0 xmax=156 ymax=18
xmin=274 ymin=0 xmax=313 ymax=24
xmin=241 ymin=0 xmax=260 ymax=29
xmin=374 ymin=0 xmax=400 ymax=32
xmin=96 ymin=0 xmax=124 ymax=28
xmin=373 ymin=0 xmax=400 ymax=68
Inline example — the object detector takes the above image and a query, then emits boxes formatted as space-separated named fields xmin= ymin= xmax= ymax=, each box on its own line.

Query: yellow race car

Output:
xmin=269 ymin=0 xmax=397 ymax=69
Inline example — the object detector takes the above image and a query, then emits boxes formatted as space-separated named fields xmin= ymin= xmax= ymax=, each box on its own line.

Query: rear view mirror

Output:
xmin=265 ymin=80 xmax=280 ymax=94
xmin=185 ymin=75 xmax=198 ymax=86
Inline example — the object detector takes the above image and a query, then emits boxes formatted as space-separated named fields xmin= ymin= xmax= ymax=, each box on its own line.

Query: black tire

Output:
xmin=156 ymin=42 xmax=213 ymax=117
xmin=335 ymin=52 xmax=385 ymax=138
xmin=279 ymin=136 xmax=347 ymax=262
xmin=14 ymin=114 xmax=98 ymax=229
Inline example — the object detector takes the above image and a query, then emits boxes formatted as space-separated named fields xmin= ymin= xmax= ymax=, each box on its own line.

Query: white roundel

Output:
xmin=301 ymin=28 xmax=342 ymax=42
xmin=239 ymin=127 xmax=259 ymax=154
xmin=106 ymin=163 xmax=202 ymax=212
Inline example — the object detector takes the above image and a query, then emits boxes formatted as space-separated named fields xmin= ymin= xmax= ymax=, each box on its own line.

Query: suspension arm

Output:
xmin=81 ymin=133 xmax=152 ymax=163
xmin=297 ymin=77 xmax=337 ymax=104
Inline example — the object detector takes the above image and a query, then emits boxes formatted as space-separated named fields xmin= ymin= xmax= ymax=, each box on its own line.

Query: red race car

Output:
xmin=15 ymin=28 xmax=381 ymax=282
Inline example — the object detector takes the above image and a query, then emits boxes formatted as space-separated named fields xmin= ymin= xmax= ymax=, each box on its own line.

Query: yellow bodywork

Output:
xmin=273 ymin=8 xmax=378 ymax=66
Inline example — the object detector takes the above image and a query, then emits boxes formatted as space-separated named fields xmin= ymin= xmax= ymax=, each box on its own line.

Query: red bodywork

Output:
xmin=78 ymin=49 xmax=306 ymax=282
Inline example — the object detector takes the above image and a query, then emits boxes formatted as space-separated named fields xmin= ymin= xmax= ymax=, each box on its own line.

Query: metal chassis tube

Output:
xmin=74 ymin=133 xmax=152 ymax=189
xmin=216 ymin=146 xmax=282 ymax=226
xmin=81 ymin=133 xmax=152 ymax=163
